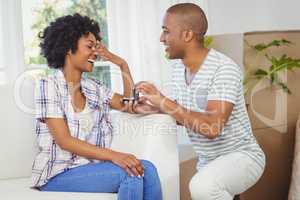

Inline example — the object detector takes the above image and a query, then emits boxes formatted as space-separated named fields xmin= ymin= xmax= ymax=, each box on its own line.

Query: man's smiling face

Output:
xmin=160 ymin=13 xmax=186 ymax=59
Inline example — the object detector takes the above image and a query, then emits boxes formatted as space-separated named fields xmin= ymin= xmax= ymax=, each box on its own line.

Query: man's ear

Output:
xmin=183 ymin=30 xmax=194 ymax=42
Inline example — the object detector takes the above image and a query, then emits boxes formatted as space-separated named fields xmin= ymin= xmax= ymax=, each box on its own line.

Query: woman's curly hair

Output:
xmin=39 ymin=13 xmax=101 ymax=69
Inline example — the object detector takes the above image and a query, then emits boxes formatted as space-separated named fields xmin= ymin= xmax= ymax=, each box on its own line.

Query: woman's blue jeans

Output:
xmin=40 ymin=160 xmax=162 ymax=200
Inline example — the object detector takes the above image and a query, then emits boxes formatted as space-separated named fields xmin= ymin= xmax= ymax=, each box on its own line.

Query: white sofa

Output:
xmin=0 ymin=79 xmax=180 ymax=200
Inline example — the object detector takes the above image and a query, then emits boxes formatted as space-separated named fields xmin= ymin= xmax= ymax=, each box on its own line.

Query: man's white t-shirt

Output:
xmin=169 ymin=48 xmax=264 ymax=169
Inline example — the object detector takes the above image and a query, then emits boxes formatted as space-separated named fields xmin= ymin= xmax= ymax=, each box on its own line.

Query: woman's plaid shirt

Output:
xmin=31 ymin=69 xmax=114 ymax=187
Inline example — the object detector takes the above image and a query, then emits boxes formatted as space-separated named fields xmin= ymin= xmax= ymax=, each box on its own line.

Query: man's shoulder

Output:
xmin=209 ymin=49 xmax=237 ymax=65
xmin=209 ymin=49 xmax=242 ymax=74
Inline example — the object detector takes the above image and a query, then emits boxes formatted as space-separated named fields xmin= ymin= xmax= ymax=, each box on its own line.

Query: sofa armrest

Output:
xmin=288 ymin=115 xmax=300 ymax=200
xmin=110 ymin=112 xmax=179 ymax=200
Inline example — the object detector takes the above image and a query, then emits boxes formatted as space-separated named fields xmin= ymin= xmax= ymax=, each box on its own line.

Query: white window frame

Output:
xmin=20 ymin=0 xmax=112 ymax=87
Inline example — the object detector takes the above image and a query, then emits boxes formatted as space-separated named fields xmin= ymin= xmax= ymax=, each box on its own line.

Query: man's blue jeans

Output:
xmin=40 ymin=160 xmax=162 ymax=200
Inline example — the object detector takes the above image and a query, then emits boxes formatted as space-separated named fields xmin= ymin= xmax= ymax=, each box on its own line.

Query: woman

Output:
xmin=31 ymin=13 xmax=162 ymax=200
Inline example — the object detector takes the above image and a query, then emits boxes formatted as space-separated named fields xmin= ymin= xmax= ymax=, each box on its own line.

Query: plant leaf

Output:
xmin=252 ymin=39 xmax=292 ymax=52
xmin=204 ymin=36 xmax=214 ymax=48
xmin=254 ymin=69 xmax=268 ymax=78
xmin=272 ymin=75 xmax=291 ymax=94
xmin=254 ymin=44 xmax=268 ymax=51
xmin=281 ymin=39 xmax=292 ymax=45
xmin=277 ymin=82 xmax=291 ymax=94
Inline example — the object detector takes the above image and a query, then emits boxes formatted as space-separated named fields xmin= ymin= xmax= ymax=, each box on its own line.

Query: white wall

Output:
xmin=207 ymin=0 xmax=300 ymax=35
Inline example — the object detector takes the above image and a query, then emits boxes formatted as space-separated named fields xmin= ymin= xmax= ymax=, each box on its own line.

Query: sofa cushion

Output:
xmin=0 ymin=80 xmax=36 ymax=179
xmin=0 ymin=177 xmax=117 ymax=200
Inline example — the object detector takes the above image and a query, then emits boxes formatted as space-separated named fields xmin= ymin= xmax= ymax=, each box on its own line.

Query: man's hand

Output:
xmin=135 ymin=81 xmax=165 ymax=108
xmin=133 ymin=96 xmax=160 ymax=114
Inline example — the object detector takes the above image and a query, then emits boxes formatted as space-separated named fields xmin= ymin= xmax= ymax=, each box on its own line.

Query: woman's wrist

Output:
xmin=118 ymin=61 xmax=129 ymax=70
xmin=110 ymin=54 xmax=127 ymax=68
xmin=101 ymin=148 xmax=116 ymax=162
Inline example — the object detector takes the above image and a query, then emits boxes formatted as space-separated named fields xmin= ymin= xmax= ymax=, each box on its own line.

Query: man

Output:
xmin=135 ymin=3 xmax=265 ymax=200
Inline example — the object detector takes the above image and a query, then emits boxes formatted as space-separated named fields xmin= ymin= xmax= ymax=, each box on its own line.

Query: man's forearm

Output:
xmin=160 ymin=97 xmax=221 ymax=139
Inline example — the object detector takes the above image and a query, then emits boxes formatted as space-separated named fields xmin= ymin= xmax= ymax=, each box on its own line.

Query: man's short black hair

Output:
xmin=167 ymin=3 xmax=208 ymax=43
xmin=39 ymin=13 xmax=101 ymax=69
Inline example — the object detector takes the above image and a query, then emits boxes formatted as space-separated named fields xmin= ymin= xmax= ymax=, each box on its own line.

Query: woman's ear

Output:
xmin=67 ymin=49 xmax=72 ymax=55
xmin=65 ymin=49 xmax=72 ymax=63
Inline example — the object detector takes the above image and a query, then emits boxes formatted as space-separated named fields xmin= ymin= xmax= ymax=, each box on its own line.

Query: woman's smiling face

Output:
xmin=67 ymin=32 xmax=100 ymax=72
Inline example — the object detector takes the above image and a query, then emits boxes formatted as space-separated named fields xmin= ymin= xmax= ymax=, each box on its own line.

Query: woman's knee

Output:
xmin=141 ymin=160 xmax=158 ymax=174
xmin=140 ymin=160 xmax=160 ymax=182
xmin=140 ymin=160 xmax=162 ymax=199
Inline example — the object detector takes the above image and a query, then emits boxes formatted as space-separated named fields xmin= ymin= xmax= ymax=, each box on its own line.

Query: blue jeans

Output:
xmin=40 ymin=160 xmax=162 ymax=200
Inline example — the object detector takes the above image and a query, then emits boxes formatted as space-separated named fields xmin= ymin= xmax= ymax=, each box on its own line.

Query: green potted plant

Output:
xmin=243 ymin=39 xmax=300 ymax=96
